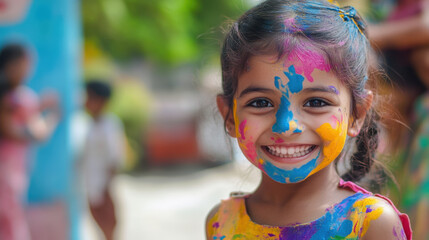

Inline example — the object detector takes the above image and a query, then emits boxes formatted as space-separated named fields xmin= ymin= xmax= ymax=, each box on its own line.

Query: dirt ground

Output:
xmin=82 ymin=161 xmax=260 ymax=240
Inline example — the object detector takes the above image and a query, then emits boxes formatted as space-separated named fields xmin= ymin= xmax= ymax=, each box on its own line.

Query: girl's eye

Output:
xmin=304 ymin=98 xmax=329 ymax=107
xmin=248 ymin=99 xmax=273 ymax=108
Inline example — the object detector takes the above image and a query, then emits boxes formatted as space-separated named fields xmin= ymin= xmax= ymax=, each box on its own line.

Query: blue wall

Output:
xmin=0 ymin=0 xmax=81 ymax=239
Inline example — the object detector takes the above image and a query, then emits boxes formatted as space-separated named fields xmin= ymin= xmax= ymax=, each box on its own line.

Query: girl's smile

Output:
xmin=230 ymin=53 xmax=352 ymax=183
xmin=262 ymin=144 xmax=318 ymax=164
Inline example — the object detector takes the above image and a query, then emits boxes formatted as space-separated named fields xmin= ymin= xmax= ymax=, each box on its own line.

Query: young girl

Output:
xmin=206 ymin=0 xmax=412 ymax=239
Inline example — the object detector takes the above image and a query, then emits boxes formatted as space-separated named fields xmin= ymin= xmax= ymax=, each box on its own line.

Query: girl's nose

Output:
xmin=288 ymin=120 xmax=303 ymax=134
xmin=272 ymin=118 xmax=303 ymax=136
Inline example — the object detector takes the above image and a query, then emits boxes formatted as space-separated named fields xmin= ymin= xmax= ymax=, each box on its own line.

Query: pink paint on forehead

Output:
xmin=286 ymin=44 xmax=331 ymax=82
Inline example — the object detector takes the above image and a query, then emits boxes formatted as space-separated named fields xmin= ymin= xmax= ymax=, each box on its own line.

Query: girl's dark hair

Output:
xmin=0 ymin=44 xmax=27 ymax=98
xmin=220 ymin=0 xmax=381 ymax=182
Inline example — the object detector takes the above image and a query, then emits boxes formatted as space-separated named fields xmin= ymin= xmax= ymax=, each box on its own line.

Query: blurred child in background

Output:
xmin=0 ymin=43 xmax=59 ymax=240
xmin=81 ymin=80 xmax=125 ymax=240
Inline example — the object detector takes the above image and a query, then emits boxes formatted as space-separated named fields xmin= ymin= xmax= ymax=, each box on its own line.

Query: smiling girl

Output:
xmin=206 ymin=0 xmax=412 ymax=239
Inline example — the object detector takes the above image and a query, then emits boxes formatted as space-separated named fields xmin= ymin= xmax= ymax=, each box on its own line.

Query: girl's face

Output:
xmin=6 ymin=56 xmax=30 ymax=86
xmin=229 ymin=53 xmax=354 ymax=184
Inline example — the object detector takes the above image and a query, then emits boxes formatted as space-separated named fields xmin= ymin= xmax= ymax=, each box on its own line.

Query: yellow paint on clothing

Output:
xmin=207 ymin=196 xmax=281 ymax=239
xmin=207 ymin=193 xmax=385 ymax=239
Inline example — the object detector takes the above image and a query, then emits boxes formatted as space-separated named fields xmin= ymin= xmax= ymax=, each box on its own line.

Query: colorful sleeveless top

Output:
xmin=207 ymin=180 xmax=412 ymax=240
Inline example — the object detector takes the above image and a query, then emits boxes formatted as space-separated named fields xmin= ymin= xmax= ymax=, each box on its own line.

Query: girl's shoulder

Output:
xmin=339 ymin=179 xmax=412 ymax=240
xmin=357 ymin=195 xmax=410 ymax=240
xmin=205 ymin=192 xmax=250 ymax=239
xmin=206 ymin=192 xmax=250 ymax=222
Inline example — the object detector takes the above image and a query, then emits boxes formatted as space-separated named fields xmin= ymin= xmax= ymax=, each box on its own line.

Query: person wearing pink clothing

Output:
xmin=0 ymin=44 xmax=59 ymax=240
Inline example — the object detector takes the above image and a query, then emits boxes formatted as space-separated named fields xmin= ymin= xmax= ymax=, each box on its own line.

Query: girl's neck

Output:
xmin=252 ymin=164 xmax=341 ymax=206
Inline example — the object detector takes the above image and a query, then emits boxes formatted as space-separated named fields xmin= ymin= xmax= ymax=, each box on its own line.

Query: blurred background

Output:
xmin=0 ymin=0 xmax=428 ymax=239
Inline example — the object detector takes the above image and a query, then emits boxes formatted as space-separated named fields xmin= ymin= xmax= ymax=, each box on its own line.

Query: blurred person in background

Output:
xmin=366 ymin=0 xmax=429 ymax=238
xmin=80 ymin=80 xmax=125 ymax=240
xmin=0 ymin=43 xmax=59 ymax=240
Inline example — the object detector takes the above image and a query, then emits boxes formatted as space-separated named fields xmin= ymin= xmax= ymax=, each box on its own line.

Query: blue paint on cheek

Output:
xmin=272 ymin=94 xmax=294 ymax=133
xmin=284 ymin=65 xmax=305 ymax=94
xmin=262 ymin=151 xmax=321 ymax=183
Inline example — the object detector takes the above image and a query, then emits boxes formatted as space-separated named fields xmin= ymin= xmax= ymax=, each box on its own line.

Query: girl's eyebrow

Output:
xmin=238 ymin=86 xmax=275 ymax=98
xmin=301 ymin=86 xmax=339 ymax=95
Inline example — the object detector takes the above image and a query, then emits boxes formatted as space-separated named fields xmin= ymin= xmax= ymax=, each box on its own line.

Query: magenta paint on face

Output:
xmin=271 ymin=137 xmax=285 ymax=143
xmin=285 ymin=42 xmax=331 ymax=82
xmin=237 ymin=119 xmax=258 ymax=162
xmin=239 ymin=120 xmax=247 ymax=140
xmin=245 ymin=141 xmax=258 ymax=162
xmin=330 ymin=115 xmax=340 ymax=124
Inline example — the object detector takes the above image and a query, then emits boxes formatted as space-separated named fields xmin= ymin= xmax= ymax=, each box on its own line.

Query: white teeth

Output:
xmin=266 ymin=145 xmax=314 ymax=158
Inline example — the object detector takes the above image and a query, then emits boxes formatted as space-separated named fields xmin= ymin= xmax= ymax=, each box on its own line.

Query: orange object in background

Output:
xmin=146 ymin=121 xmax=200 ymax=165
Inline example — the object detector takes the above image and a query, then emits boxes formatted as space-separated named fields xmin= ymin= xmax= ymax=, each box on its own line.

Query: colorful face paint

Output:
xmin=207 ymin=193 xmax=385 ymax=239
xmin=233 ymin=51 xmax=349 ymax=184
xmin=329 ymin=86 xmax=340 ymax=95
xmin=234 ymin=99 xmax=258 ymax=163
xmin=307 ymin=116 xmax=348 ymax=177
xmin=286 ymin=43 xmax=331 ymax=83
xmin=259 ymin=151 xmax=321 ymax=183
xmin=272 ymin=65 xmax=304 ymax=134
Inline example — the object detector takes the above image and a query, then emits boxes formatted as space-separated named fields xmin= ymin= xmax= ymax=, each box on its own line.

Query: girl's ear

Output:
xmin=348 ymin=90 xmax=374 ymax=137
xmin=216 ymin=95 xmax=237 ymax=138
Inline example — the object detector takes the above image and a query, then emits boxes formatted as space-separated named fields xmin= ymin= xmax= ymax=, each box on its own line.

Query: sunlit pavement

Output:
xmin=82 ymin=161 xmax=260 ymax=240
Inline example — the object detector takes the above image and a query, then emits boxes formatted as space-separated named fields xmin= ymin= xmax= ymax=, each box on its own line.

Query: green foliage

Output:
xmin=82 ymin=0 xmax=248 ymax=64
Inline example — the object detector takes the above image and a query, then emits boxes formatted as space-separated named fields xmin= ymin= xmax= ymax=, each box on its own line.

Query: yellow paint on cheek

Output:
xmin=346 ymin=197 xmax=384 ymax=238
xmin=308 ymin=120 xmax=347 ymax=176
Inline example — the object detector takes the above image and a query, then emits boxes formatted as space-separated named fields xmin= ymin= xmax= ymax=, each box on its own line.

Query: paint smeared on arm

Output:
xmin=355 ymin=197 xmax=407 ymax=240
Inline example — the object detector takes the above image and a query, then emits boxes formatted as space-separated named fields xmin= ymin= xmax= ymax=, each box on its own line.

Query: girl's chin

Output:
xmin=260 ymin=145 xmax=319 ymax=166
